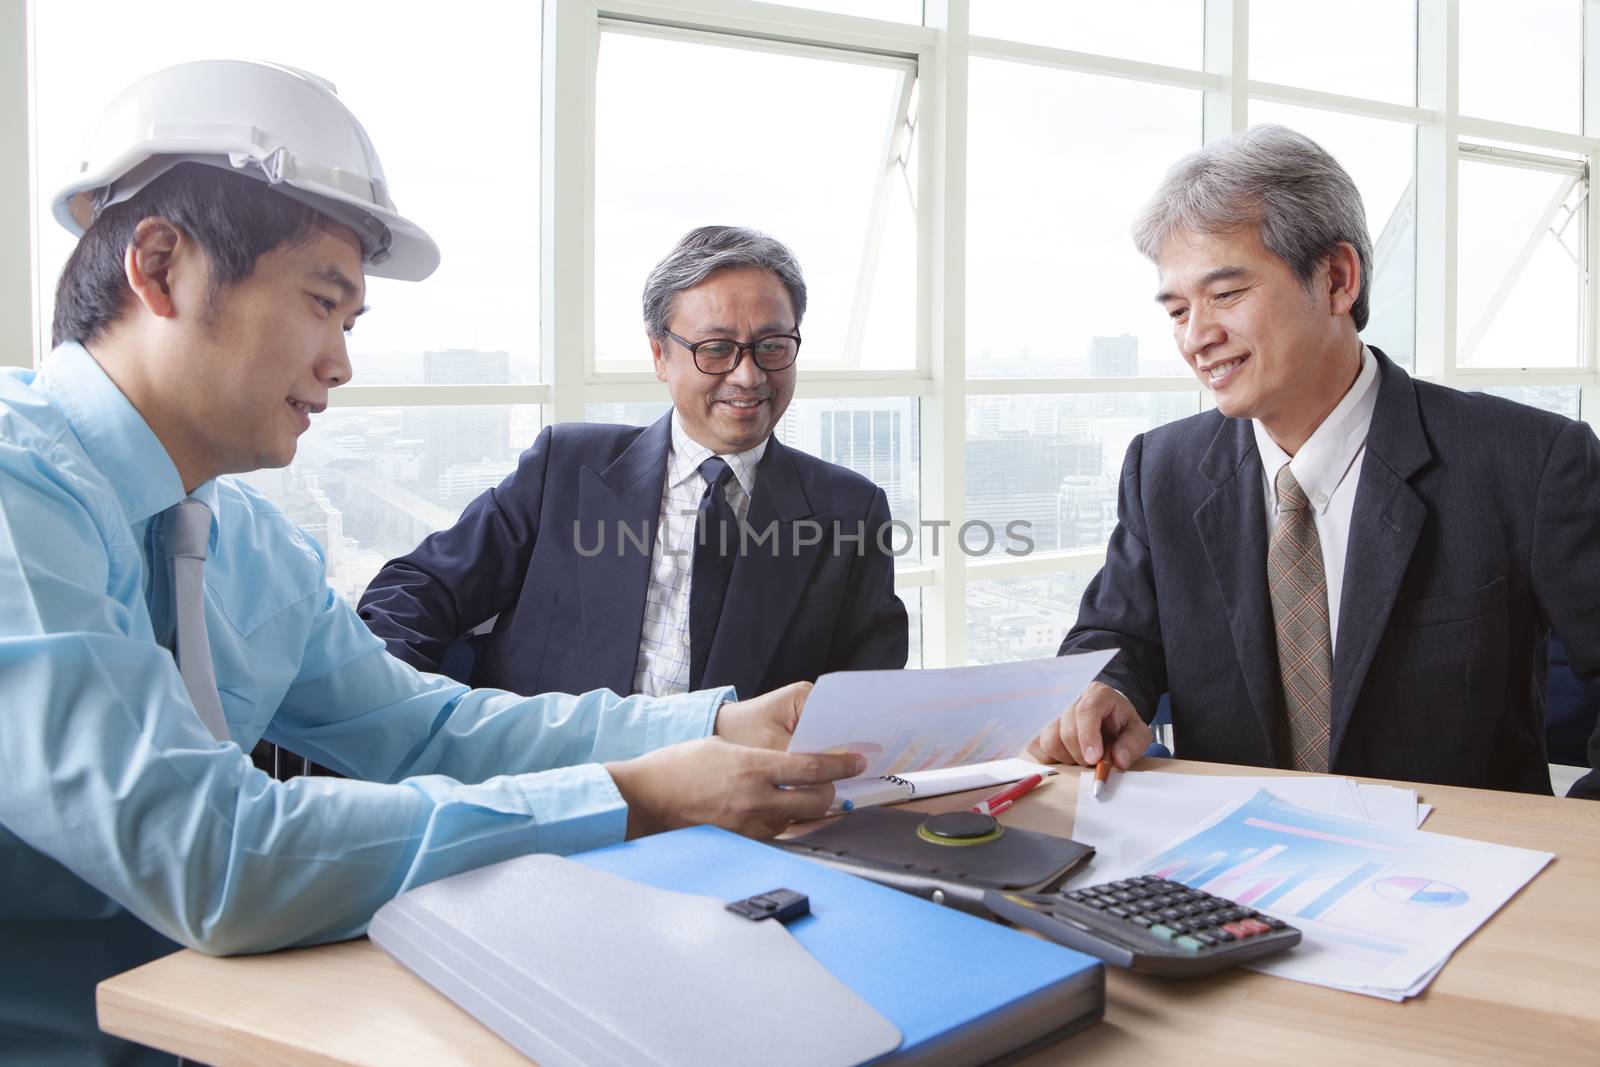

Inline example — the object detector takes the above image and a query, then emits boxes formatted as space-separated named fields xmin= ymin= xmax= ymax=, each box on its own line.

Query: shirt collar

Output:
xmin=668 ymin=409 xmax=768 ymax=496
xmin=34 ymin=342 xmax=221 ymax=525
xmin=1254 ymin=344 xmax=1379 ymax=515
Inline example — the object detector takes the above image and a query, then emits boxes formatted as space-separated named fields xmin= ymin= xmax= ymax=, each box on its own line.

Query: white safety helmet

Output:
xmin=52 ymin=59 xmax=439 ymax=281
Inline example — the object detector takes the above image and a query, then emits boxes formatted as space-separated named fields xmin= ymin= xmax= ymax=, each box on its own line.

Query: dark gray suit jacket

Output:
xmin=359 ymin=414 xmax=908 ymax=699
xmin=1060 ymin=348 xmax=1600 ymax=799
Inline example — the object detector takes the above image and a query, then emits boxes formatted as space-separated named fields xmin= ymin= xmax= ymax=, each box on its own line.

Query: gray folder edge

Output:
xmin=369 ymin=855 xmax=903 ymax=1067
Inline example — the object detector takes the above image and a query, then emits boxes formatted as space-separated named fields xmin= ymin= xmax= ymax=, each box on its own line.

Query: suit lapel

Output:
xmin=702 ymin=438 xmax=820 ymax=699
xmin=577 ymin=414 xmax=671 ymax=696
xmin=1329 ymin=349 xmax=1430 ymax=761
xmin=1193 ymin=415 xmax=1284 ymax=759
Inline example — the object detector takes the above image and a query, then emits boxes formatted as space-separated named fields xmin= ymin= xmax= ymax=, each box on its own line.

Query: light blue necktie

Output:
xmin=165 ymin=498 xmax=230 ymax=742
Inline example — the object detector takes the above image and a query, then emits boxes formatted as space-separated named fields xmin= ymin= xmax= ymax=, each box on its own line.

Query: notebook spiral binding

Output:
xmin=883 ymin=774 xmax=914 ymax=794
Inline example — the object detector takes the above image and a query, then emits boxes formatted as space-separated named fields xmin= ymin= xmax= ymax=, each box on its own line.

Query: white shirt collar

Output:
xmin=1253 ymin=344 xmax=1380 ymax=514
xmin=667 ymin=410 xmax=768 ymax=496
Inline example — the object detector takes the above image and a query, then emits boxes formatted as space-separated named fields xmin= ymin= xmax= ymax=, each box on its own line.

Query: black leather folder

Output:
xmin=781 ymin=807 xmax=1095 ymax=915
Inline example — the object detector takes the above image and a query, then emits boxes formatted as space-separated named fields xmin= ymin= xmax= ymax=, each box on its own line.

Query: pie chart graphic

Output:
xmin=1373 ymin=877 xmax=1468 ymax=907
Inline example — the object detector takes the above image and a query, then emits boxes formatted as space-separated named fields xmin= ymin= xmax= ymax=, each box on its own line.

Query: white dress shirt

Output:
xmin=1252 ymin=345 xmax=1380 ymax=656
xmin=631 ymin=412 xmax=769 ymax=696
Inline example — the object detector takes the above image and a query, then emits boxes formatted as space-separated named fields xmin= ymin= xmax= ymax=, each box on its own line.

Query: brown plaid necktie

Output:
xmin=1267 ymin=463 xmax=1332 ymax=772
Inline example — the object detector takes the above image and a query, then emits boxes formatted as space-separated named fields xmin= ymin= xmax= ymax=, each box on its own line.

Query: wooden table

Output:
xmin=97 ymin=759 xmax=1600 ymax=1065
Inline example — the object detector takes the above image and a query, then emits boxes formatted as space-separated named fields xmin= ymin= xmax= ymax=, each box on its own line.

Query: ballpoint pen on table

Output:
xmin=970 ymin=773 xmax=1044 ymax=817
xmin=1092 ymin=758 xmax=1111 ymax=799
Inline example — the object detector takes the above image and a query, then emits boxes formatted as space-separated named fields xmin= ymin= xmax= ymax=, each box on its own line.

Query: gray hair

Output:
xmin=1132 ymin=125 xmax=1373 ymax=331
xmin=642 ymin=225 xmax=808 ymax=339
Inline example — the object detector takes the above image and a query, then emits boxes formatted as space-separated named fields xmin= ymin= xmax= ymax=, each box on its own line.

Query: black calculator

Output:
xmin=984 ymin=874 xmax=1301 ymax=977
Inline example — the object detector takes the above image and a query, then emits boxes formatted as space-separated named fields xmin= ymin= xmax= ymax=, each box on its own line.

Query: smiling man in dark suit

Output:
xmin=1032 ymin=125 xmax=1600 ymax=800
xmin=359 ymin=225 xmax=908 ymax=700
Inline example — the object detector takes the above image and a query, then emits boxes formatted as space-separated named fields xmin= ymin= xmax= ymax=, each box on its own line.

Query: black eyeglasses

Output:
xmin=665 ymin=330 xmax=802 ymax=375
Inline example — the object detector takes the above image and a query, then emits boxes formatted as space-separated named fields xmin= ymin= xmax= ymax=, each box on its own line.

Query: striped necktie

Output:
xmin=1266 ymin=464 xmax=1332 ymax=772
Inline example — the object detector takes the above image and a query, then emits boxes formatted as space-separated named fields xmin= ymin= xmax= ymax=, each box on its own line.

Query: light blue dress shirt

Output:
xmin=0 ymin=343 xmax=731 ymax=1065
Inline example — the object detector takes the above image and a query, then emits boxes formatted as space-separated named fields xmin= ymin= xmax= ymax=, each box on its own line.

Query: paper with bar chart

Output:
xmin=786 ymin=650 xmax=1116 ymax=778
xmin=1128 ymin=789 xmax=1552 ymax=999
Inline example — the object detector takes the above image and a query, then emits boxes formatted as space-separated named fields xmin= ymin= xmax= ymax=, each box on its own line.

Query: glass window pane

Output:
xmin=1249 ymin=0 xmax=1414 ymax=104
xmin=970 ymin=1 xmax=1203 ymax=70
xmin=964 ymin=392 xmax=1201 ymax=559
xmin=585 ymin=402 xmax=675 ymax=426
xmin=238 ymin=405 xmax=541 ymax=604
xmin=780 ymin=398 xmax=921 ymax=562
xmin=1247 ymin=104 xmax=1417 ymax=370
xmin=30 ymin=1 xmax=540 ymax=383
xmin=594 ymin=30 xmax=916 ymax=372
xmin=1460 ymin=0 xmax=1582 ymax=133
xmin=1476 ymin=386 xmax=1580 ymax=420
xmin=1457 ymin=160 xmax=1585 ymax=369
xmin=966 ymin=568 xmax=1101 ymax=666
xmin=967 ymin=60 xmax=1202 ymax=379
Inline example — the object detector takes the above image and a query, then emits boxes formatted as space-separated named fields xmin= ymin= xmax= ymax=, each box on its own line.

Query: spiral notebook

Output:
xmin=829 ymin=757 xmax=1056 ymax=814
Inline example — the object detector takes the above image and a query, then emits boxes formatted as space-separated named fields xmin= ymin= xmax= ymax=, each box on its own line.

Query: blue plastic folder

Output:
xmin=576 ymin=825 xmax=1104 ymax=1063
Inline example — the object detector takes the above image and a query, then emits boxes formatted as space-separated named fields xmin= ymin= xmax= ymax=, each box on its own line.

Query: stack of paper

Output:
xmin=1070 ymin=776 xmax=1550 ymax=1000
xmin=788 ymin=650 xmax=1117 ymax=778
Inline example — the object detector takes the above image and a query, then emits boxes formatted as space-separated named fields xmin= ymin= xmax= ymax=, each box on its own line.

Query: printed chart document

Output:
xmin=1069 ymin=772 xmax=1382 ymax=888
xmin=1122 ymin=789 xmax=1551 ymax=1000
xmin=788 ymin=650 xmax=1116 ymax=781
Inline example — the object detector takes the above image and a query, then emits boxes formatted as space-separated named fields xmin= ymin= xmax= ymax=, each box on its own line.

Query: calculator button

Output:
xmin=1193 ymin=932 xmax=1218 ymax=947
xmin=1265 ymin=917 xmax=1288 ymax=930
xmin=1106 ymin=906 xmax=1130 ymax=919
xmin=1149 ymin=924 xmax=1179 ymax=940
xmin=1212 ymin=928 xmax=1237 ymax=942
xmin=1221 ymin=921 xmax=1255 ymax=939
xmin=1130 ymin=914 xmax=1154 ymax=928
xmin=1238 ymin=918 xmax=1272 ymax=936
xmin=1175 ymin=935 xmax=1204 ymax=952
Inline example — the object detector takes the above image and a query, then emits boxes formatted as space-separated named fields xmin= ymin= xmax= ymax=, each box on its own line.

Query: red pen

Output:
xmin=970 ymin=773 xmax=1044 ymax=817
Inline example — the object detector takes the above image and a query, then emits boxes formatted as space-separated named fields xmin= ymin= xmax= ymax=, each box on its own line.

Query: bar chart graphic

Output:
xmin=1128 ymin=787 xmax=1553 ymax=996
xmin=1132 ymin=789 xmax=1467 ymax=960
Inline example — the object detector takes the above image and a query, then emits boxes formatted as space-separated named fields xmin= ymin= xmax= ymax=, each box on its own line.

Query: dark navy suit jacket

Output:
xmin=358 ymin=414 xmax=908 ymax=699
xmin=1060 ymin=348 xmax=1600 ymax=799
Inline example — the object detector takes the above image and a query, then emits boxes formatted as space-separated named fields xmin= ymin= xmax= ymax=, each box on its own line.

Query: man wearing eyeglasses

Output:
xmin=360 ymin=226 xmax=909 ymax=700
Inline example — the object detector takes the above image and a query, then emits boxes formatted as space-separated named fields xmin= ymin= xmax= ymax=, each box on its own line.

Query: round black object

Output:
xmin=921 ymin=811 xmax=1000 ymax=840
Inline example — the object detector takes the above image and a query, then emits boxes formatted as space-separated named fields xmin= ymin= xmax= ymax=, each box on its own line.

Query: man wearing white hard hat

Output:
xmin=0 ymin=60 xmax=862 ymax=1065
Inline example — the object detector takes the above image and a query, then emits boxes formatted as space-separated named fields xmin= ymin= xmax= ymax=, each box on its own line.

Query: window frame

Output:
xmin=17 ymin=0 xmax=1600 ymax=668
